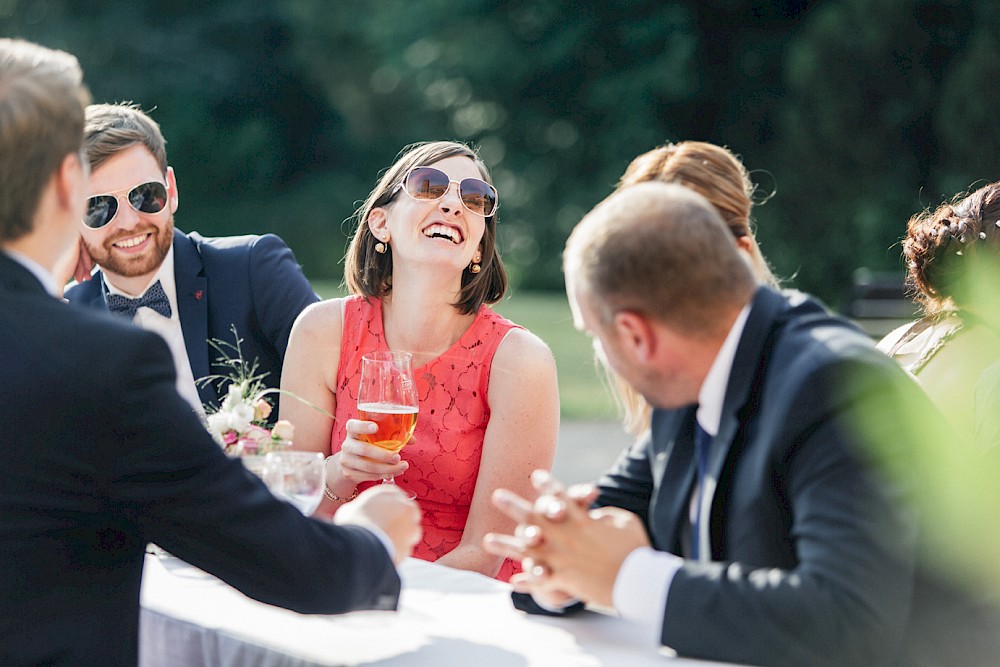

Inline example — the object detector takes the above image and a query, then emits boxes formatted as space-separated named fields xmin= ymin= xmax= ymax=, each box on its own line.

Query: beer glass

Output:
xmin=357 ymin=351 xmax=418 ymax=487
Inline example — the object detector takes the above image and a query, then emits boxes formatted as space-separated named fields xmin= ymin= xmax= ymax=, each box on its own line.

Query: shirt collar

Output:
xmin=104 ymin=246 xmax=178 ymax=317
xmin=1 ymin=248 xmax=59 ymax=297
xmin=696 ymin=303 xmax=751 ymax=436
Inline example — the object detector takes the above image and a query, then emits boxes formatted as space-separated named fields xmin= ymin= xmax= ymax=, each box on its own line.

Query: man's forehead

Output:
xmin=88 ymin=144 xmax=162 ymax=193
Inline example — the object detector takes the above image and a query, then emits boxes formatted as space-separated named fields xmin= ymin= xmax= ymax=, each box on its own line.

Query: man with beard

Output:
xmin=64 ymin=103 xmax=318 ymax=415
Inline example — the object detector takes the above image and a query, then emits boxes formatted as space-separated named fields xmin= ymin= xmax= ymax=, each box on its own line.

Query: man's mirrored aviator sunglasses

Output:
xmin=383 ymin=166 xmax=499 ymax=218
xmin=82 ymin=181 xmax=168 ymax=229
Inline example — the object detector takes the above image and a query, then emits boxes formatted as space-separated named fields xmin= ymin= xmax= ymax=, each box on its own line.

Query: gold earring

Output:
xmin=375 ymin=236 xmax=388 ymax=254
xmin=469 ymin=252 xmax=482 ymax=274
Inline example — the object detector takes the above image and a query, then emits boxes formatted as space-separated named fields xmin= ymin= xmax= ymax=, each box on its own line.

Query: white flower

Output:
xmin=225 ymin=400 xmax=255 ymax=436
xmin=220 ymin=384 xmax=245 ymax=412
xmin=206 ymin=410 xmax=234 ymax=444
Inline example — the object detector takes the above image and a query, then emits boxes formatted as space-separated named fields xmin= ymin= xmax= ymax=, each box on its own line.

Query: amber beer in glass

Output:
xmin=357 ymin=403 xmax=417 ymax=452
xmin=357 ymin=351 xmax=419 ymax=487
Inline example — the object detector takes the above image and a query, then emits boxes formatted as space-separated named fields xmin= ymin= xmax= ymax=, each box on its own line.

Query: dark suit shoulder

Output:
xmin=17 ymin=297 xmax=172 ymax=380
xmin=187 ymin=230 xmax=287 ymax=254
xmin=185 ymin=230 xmax=302 ymax=281
xmin=768 ymin=289 xmax=900 ymax=384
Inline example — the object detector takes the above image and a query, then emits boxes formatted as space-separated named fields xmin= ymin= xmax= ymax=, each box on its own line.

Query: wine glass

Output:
xmin=357 ymin=351 xmax=419 ymax=488
xmin=262 ymin=450 xmax=326 ymax=516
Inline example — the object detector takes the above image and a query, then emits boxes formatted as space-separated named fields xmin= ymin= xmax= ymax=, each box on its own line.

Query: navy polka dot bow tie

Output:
xmin=106 ymin=280 xmax=172 ymax=319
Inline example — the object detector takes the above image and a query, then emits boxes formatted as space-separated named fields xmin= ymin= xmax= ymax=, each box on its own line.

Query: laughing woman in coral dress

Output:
xmin=281 ymin=141 xmax=559 ymax=580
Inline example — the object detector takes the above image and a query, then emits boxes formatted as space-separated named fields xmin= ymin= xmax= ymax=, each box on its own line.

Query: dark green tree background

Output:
xmin=3 ymin=0 xmax=997 ymax=306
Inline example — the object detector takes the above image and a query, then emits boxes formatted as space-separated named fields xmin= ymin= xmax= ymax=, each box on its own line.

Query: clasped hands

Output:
xmin=483 ymin=470 xmax=650 ymax=609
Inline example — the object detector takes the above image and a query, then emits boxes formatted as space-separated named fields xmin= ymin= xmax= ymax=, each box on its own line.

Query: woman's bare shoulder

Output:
xmin=492 ymin=326 xmax=556 ymax=375
xmin=290 ymin=297 xmax=347 ymax=347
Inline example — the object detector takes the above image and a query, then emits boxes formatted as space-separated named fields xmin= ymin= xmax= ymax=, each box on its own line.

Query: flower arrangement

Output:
xmin=205 ymin=383 xmax=295 ymax=456
xmin=197 ymin=330 xmax=294 ymax=457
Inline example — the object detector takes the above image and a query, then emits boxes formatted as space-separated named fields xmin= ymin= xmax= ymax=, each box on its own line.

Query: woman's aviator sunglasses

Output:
xmin=83 ymin=181 xmax=169 ymax=229
xmin=391 ymin=166 xmax=499 ymax=218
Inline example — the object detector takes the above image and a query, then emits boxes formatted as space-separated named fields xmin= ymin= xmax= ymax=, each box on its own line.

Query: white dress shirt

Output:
xmin=612 ymin=304 xmax=751 ymax=641
xmin=104 ymin=247 xmax=204 ymax=418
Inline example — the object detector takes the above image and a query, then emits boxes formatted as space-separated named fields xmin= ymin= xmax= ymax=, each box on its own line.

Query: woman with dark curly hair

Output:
xmin=878 ymin=181 xmax=1000 ymax=432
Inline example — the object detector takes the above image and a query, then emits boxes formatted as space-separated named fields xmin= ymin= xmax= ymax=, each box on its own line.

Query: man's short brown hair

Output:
xmin=564 ymin=182 xmax=756 ymax=337
xmin=84 ymin=103 xmax=167 ymax=174
xmin=0 ymin=39 xmax=89 ymax=241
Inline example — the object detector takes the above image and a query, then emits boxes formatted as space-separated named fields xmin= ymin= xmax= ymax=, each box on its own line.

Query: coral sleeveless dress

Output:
xmin=332 ymin=295 xmax=521 ymax=581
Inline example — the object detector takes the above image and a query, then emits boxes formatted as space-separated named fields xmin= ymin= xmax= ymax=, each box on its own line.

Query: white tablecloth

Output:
xmin=139 ymin=555 xmax=735 ymax=666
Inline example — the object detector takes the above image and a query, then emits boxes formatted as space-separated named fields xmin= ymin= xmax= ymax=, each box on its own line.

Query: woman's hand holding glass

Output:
xmin=332 ymin=418 xmax=411 ymax=485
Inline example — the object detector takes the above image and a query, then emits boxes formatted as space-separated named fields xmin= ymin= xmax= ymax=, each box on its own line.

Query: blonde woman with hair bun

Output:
xmin=608 ymin=141 xmax=778 ymax=435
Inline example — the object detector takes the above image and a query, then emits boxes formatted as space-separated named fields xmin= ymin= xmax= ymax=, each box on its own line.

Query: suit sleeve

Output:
xmin=659 ymin=360 xmax=922 ymax=667
xmin=594 ymin=429 xmax=657 ymax=525
xmin=103 ymin=330 xmax=399 ymax=614
xmin=247 ymin=234 xmax=319 ymax=358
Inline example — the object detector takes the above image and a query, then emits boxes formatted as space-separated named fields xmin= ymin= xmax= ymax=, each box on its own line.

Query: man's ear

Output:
xmin=166 ymin=166 xmax=179 ymax=214
xmin=54 ymin=152 xmax=85 ymax=214
xmin=735 ymin=235 xmax=753 ymax=255
xmin=612 ymin=310 xmax=657 ymax=363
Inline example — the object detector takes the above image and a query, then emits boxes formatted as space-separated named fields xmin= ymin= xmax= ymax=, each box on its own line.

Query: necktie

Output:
xmin=106 ymin=280 xmax=172 ymax=319
xmin=691 ymin=422 xmax=712 ymax=561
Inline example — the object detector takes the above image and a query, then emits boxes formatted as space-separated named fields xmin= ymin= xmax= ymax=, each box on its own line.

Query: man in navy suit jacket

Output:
xmin=64 ymin=103 xmax=318 ymax=414
xmin=0 ymin=38 xmax=420 ymax=667
xmin=484 ymin=183 xmax=999 ymax=665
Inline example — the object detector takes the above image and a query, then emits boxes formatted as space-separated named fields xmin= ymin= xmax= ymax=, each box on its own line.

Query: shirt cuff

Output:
xmin=534 ymin=595 xmax=583 ymax=614
xmin=613 ymin=547 xmax=683 ymax=639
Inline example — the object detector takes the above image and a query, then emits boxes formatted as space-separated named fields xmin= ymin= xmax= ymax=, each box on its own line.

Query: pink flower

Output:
xmin=245 ymin=424 xmax=271 ymax=443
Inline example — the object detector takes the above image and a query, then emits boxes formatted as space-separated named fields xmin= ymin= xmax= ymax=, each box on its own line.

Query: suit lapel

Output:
xmin=697 ymin=287 xmax=787 ymax=559
xmin=68 ymin=270 xmax=110 ymax=309
xmin=172 ymin=230 xmax=211 ymax=404
xmin=652 ymin=406 xmax=699 ymax=556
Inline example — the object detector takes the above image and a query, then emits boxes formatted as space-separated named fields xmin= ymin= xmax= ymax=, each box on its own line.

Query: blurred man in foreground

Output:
xmin=0 ymin=38 xmax=420 ymax=667
xmin=484 ymin=182 xmax=948 ymax=666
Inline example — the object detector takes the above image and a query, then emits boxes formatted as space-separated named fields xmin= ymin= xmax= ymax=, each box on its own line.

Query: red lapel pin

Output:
xmin=194 ymin=290 xmax=203 ymax=301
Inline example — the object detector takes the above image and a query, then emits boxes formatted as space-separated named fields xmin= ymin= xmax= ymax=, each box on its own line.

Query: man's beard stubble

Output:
xmin=83 ymin=217 xmax=173 ymax=279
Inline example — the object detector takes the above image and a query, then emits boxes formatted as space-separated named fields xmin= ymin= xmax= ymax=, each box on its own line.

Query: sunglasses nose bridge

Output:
xmin=436 ymin=181 xmax=466 ymax=212
xmin=110 ymin=192 xmax=144 ymax=228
